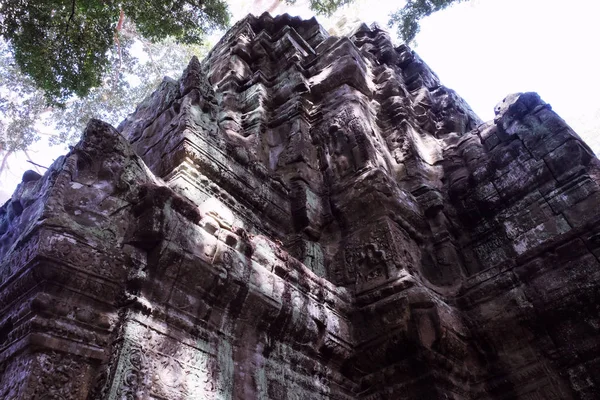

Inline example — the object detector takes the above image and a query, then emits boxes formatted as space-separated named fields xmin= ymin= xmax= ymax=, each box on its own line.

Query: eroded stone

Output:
xmin=1 ymin=13 xmax=599 ymax=400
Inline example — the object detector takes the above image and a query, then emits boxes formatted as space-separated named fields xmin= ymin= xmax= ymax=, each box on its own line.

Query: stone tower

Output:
xmin=1 ymin=13 xmax=599 ymax=399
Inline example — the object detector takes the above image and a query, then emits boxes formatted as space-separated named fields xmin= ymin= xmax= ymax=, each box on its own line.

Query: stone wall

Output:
xmin=1 ymin=13 xmax=599 ymax=399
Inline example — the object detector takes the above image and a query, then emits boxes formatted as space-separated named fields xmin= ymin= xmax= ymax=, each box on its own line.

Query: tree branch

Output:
xmin=113 ymin=9 xmax=125 ymax=87
xmin=0 ymin=150 xmax=14 ymax=176
xmin=58 ymin=0 xmax=76 ymax=60
xmin=65 ymin=0 xmax=76 ymax=36
xmin=267 ymin=0 xmax=282 ymax=13
xmin=26 ymin=159 xmax=48 ymax=171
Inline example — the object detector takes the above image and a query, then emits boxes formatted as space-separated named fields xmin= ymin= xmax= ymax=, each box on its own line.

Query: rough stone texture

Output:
xmin=1 ymin=13 xmax=600 ymax=399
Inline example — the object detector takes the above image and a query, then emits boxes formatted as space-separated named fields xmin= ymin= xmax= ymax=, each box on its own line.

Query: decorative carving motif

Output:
xmin=29 ymin=352 xmax=90 ymax=400
xmin=116 ymin=345 xmax=149 ymax=399
xmin=355 ymin=243 xmax=387 ymax=283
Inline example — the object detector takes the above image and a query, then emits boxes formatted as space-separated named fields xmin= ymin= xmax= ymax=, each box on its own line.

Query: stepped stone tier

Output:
xmin=1 ymin=13 xmax=600 ymax=400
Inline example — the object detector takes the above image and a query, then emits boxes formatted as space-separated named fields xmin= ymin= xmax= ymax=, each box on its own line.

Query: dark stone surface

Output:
xmin=1 ymin=13 xmax=599 ymax=399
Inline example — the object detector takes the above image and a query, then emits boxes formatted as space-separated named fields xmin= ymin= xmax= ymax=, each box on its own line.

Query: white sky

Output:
xmin=2 ymin=0 xmax=599 ymax=202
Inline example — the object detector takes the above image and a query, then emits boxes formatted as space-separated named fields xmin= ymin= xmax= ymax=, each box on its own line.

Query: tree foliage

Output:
xmin=304 ymin=0 xmax=355 ymax=16
xmin=389 ymin=0 xmax=467 ymax=43
xmin=285 ymin=0 xmax=466 ymax=44
xmin=51 ymin=33 xmax=211 ymax=146
xmin=0 ymin=19 xmax=211 ymax=176
xmin=282 ymin=0 xmax=355 ymax=17
xmin=0 ymin=0 xmax=229 ymax=105
xmin=0 ymin=41 xmax=49 ymax=172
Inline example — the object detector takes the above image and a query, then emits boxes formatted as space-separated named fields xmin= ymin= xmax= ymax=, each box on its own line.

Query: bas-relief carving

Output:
xmin=1 ymin=12 xmax=600 ymax=400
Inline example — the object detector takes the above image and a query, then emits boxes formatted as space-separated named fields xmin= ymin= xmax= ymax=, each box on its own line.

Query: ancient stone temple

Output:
xmin=1 ymin=13 xmax=600 ymax=399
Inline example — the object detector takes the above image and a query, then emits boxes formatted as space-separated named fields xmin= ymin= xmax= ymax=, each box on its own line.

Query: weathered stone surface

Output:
xmin=1 ymin=13 xmax=600 ymax=399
